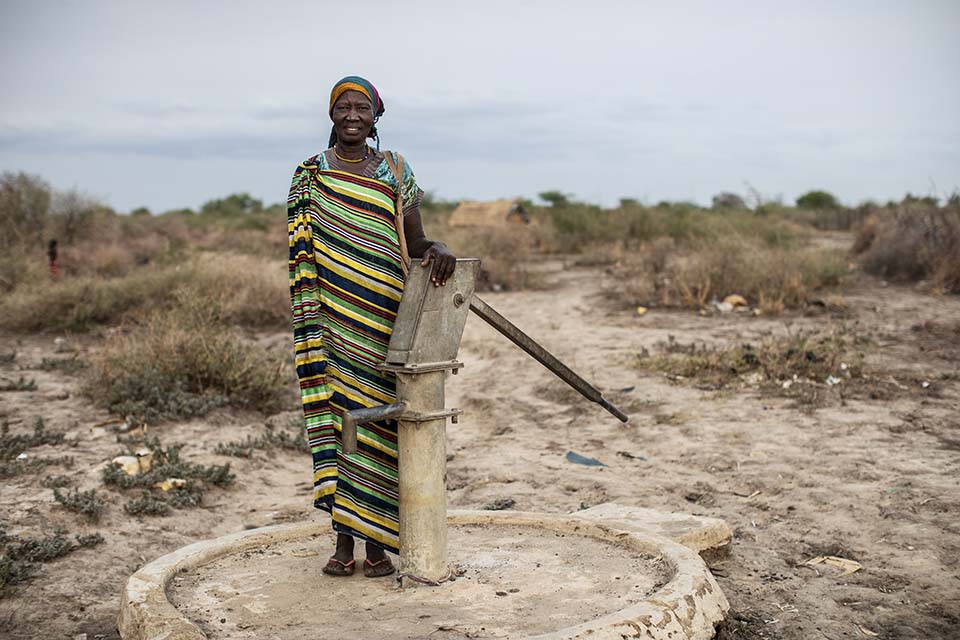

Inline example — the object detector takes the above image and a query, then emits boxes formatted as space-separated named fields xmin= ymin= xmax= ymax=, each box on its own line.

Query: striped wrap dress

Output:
xmin=287 ymin=150 xmax=420 ymax=554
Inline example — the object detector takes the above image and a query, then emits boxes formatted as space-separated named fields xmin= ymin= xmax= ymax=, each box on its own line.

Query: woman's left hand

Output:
xmin=420 ymin=243 xmax=456 ymax=286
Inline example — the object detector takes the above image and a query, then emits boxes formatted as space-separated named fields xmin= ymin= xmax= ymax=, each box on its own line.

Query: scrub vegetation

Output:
xmin=1 ymin=170 xmax=956 ymax=425
xmin=1 ymin=170 xmax=958 ymax=639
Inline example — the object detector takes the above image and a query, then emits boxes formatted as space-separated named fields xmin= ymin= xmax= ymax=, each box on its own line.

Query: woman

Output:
xmin=287 ymin=76 xmax=456 ymax=578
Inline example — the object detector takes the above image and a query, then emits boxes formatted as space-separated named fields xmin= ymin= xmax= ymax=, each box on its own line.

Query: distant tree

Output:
xmin=163 ymin=207 xmax=196 ymax=216
xmin=537 ymin=190 xmax=571 ymax=208
xmin=711 ymin=192 xmax=746 ymax=210
xmin=901 ymin=192 xmax=938 ymax=207
xmin=619 ymin=197 xmax=640 ymax=208
xmin=52 ymin=190 xmax=112 ymax=244
xmin=0 ymin=171 xmax=52 ymax=248
xmin=130 ymin=206 xmax=152 ymax=217
xmin=796 ymin=190 xmax=840 ymax=210
xmin=200 ymin=193 xmax=263 ymax=216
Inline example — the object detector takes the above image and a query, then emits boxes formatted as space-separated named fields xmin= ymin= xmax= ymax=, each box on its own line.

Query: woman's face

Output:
xmin=331 ymin=90 xmax=374 ymax=144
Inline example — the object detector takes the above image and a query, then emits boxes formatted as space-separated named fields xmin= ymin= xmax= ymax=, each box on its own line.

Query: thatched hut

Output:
xmin=448 ymin=199 xmax=529 ymax=227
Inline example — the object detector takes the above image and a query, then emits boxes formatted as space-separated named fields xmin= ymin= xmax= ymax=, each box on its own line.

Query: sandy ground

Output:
xmin=1 ymin=254 xmax=958 ymax=640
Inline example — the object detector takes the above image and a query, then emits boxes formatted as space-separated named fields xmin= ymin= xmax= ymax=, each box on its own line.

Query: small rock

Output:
xmin=153 ymin=478 xmax=188 ymax=492
xmin=16 ymin=452 xmax=28 ymax=461
xmin=483 ymin=497 xmax=516 ymax=511
xmin=636 ymin=306 xmax=648 ymax=316
xmin=715 ymin=301 xmax=734 ymax=313
xmin=135 ymin=448 xmax=154 ymax=472
xmin=112 ymin=455 xmax=142 ymax=476
xmin=825 ymin=376 xmax=842 ymax=386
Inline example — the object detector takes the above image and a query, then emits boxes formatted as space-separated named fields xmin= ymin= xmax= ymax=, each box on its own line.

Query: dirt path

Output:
xmin=1 ymin=261 xmax=958 ymax=639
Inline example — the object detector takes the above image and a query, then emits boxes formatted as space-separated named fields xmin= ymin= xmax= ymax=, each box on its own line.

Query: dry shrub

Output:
xmin=0 ymin=254 xmax=288 ymax=333
xmin=0 ymin=245 xmax=46 ymax=293
xmin=621 ymin=236 xmax=847 ymax=312
xmin=61 ymin=243 xmax=136 ymax=278
xmin=84 ymin=300 xmax=292 ymax=424
xmin=0 ymin=267 xmax=188 ymax=332
xmin=854 ymin=205 xmax=960 ymax=292
xmin=435 ymin=225 xmax=542 ymax=291
xmin=547 ymin=204 xmax=807 ymax=254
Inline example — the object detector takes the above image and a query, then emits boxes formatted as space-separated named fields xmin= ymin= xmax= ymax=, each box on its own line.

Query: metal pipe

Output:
xmin=395 ymin=370 xmax=448 ymax=586
xmin=341 ymin=402 xmax=407 ymax=454
xmin=469 ymin=295 xmax=629 ymax=423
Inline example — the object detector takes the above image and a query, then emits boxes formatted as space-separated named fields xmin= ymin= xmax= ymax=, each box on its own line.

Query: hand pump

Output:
xmin=342 ymin=259 xmax=628 ymax=587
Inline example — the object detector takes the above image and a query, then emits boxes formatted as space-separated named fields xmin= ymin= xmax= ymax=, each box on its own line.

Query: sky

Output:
xmin=0 ymin=0 xmax=958 ymax=212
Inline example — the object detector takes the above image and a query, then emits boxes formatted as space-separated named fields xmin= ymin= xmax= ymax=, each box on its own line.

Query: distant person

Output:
xmin=47 ymin=239 xmax=58 ymax=280
xmin=287 ymin=76 xmax=455 ymax=578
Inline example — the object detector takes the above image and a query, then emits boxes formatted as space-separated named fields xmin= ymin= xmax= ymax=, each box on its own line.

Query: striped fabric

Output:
xmin=288 ymin=156 xmax=405 ymax=553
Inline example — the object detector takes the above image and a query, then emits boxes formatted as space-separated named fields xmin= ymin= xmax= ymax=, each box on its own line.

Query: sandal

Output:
xmin=363 ymin=557 xmax=396 ymax=578
xmin=322 ymin=557 xmax=356 ymax=576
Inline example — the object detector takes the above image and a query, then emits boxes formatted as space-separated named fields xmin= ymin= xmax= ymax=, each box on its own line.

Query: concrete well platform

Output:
xmin=119 ymin=507 xmax=729 ymax=640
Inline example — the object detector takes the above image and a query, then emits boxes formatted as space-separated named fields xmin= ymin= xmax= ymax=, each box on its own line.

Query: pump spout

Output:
xmin=341 ymin=402 xmax=408 ymax=454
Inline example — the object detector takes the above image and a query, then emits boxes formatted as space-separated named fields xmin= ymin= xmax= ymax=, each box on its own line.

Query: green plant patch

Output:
xmin=0 ymin=376 xmax=37 ymax=392
xmin=103 ymin=439 xmax=234 ymax=516
xmin=0 ymin=418 xmax=73 ymax=478
xmin=37 ymin=356 xmax=87 ymax=374
xmin=214 ymin=423 xmax=310 ymax=458
xmin=0 ymin=525 xmax=104 ymax=597
xmin=52 ymin=487 xmax=107 ymax=522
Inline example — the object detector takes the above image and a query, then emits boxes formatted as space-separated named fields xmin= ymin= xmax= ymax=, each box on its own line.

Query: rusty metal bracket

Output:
xmin=401 ymin=408 xmax=464 ymax=424
xmin=378 ymin=361 xmax=464 ymax=374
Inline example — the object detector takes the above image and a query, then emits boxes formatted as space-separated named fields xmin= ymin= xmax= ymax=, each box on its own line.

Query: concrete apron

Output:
xmin=118 ymin=506 xmax=730 ymax=640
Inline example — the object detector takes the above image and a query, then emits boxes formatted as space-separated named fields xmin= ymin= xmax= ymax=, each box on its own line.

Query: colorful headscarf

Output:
xmin=329 ymin=76 xmax=385 ymax=119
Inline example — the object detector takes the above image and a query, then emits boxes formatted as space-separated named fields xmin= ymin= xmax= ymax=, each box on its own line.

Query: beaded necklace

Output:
xmin=334 ymin=144 xmax=370 ymax=164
